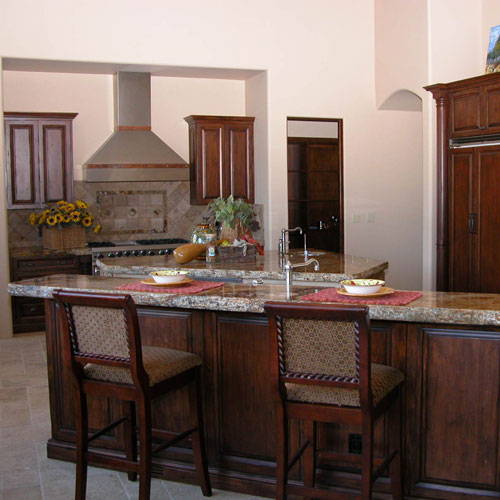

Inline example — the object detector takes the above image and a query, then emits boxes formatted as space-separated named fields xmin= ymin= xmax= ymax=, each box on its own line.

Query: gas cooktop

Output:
xmin=88 ymin=238 xmax=189 ymax=248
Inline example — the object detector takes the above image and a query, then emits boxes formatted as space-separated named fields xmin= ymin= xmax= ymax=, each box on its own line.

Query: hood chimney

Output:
xmin=83 ymin=71 xmax=189 ymax=182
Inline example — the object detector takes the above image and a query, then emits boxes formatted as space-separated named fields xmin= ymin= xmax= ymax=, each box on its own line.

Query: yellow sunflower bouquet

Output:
xmin=29 ymin=200 xmax=101 ymax=234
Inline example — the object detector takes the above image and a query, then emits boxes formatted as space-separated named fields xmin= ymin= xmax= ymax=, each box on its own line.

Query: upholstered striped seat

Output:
xmin=85 ymin=346 xmax=202 ymax=386
xmin=286 ymin=363 xmax=404 ymax=407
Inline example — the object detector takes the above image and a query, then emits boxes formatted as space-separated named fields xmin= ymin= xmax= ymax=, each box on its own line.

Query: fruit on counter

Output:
xmin=173 ymin=244 xmax=207 ymax=264
xmin=220 ymin=240 xmax=231 ymax=247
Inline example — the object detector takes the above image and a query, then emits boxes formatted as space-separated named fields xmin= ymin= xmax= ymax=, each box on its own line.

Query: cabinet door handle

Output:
xmin=469 ymin=213 xmax=478 ymax=234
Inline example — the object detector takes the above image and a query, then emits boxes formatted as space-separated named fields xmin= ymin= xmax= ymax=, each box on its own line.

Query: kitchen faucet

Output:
xmin=284 ymin=258 xmax=320 ymax=299
xmin=279 ymin=227 xmax=303 ymax=258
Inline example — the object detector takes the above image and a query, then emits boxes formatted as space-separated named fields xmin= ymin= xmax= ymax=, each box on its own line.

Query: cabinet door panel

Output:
xmin=40 ymin=123 xmax=71 ymax=203
xmin=484 ymin=85 xmax=500 ymax=131
xmin=477 ymin=147 xmax=500 ymax=292
xmin=199 ymin=125 xmax=223 ymax=202
xmin=448 ymin=150 xmax=474 ymax=292
xmin=6 ymin=121 xmax=39 ymax=207
xmin=407 ymin=325 xmax=500 ymax=497
xmin=225 ymin=124 xmax=254 ymax=202
xmin=450 ymin=90 xmax=482 ymax=137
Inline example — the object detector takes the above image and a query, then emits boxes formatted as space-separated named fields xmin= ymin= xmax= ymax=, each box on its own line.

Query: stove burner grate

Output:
xmin=87 ymin=241 xmax=116 ymax=248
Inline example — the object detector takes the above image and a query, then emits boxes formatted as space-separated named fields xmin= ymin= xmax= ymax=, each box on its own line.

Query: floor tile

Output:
xmin=2 ymin=485 xmax=42 ymax=500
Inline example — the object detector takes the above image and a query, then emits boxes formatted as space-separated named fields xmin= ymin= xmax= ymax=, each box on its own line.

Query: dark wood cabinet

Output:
xmin=426 ymin=73 xmax=500 ymax=291
xmin=4 ymin=112 xmax=77 ymax=209
xmin=184 ymin=115 xmax=255 ymax=205
xmin=10 ymin=254 xmax=90 ymax=333
xmin=43 ymin=301 xmax=500 ymax=500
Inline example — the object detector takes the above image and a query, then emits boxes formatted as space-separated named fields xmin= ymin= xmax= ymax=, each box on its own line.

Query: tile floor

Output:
xmin=0 ymin=333 xmax=264 ymax=500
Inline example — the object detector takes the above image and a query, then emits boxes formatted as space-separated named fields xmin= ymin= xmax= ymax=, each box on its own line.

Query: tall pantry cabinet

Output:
xmin=426 ymin=73 xmax=500 ymax=292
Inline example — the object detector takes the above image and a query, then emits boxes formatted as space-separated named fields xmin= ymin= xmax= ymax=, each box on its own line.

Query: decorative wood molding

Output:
xmin=4 ymin=111 xmax=78 ymax=119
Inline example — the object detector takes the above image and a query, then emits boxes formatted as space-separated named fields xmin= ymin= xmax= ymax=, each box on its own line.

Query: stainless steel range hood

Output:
xmin=83 ymin=71 xmax=189 ymax=182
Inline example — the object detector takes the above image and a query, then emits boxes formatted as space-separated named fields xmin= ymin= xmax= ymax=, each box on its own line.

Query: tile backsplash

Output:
xmin=8 ymin=181 xmax=264 ymax=248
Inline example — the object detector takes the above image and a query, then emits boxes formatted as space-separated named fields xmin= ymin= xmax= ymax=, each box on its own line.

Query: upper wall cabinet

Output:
xmin=4 ymin=112 xmax=78 ymax=209
xmin=435 ymin=75 xmax=500 ymax=138
xmin=184 ymin=115 xmax=255 ymax=205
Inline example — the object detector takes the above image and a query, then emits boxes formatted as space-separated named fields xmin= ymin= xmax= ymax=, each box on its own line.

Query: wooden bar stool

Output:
xmin=264 ymin=301 xmax=404 ymax=500
xmin=52 ymin=290 xmax=212 ymax=500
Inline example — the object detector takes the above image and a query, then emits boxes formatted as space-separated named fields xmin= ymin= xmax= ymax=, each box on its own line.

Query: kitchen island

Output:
xmin=98 ymin=249 xmax=388 ymax=285
xmin=8 ymin=274 xmax=500 ymax=500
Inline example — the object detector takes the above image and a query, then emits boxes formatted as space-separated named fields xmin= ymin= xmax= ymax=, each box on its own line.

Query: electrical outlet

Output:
xmin=352 ymin=213 xmax=361 ymax=223
xmin=348 ymin=433 xmax=362 ymax=454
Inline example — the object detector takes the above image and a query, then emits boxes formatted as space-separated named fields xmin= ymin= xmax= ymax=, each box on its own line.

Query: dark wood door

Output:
xmin=448 ymin=146 xmax=500 ymax=293
xmin=185 ymin=116 xmax=255 ymax=205
xmin=449 ymin=89 xmax=482 ymax=137
xmin=40 ymin=121 xmax=73 ymax=203
xmin=224 ymin=122 xmax=254 ymax=203
xmin=5 ymin=119 xmax=40 ymax=207
xmin=288 ymin=138 xmax=343 ymax=253
xmin=406 ymin=324 xmax=500 ymax=499
xmin=476 ymin=146 xmax=500 ymax=292
xmin=448 ymin=148 xmax=474 ymax=292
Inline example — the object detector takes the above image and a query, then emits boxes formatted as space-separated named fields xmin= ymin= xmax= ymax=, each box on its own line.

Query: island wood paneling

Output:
xmin=44 ymin=301 xmax=500 ymax=499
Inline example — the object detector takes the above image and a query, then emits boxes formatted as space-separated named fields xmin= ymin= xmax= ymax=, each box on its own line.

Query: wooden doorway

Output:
xmin=287 ymin=117 xmax=344 ymax=253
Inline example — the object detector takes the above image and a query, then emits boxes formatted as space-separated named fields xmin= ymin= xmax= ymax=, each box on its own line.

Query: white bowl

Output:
xmin=150 ymin=270 xmax=189 ymax=284
xmin=340 ymin=279 xmax=385 ymax=295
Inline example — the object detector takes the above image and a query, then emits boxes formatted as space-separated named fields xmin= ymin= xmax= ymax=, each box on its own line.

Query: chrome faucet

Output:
xmin=284 ymin=258 xmax=319 ymax=299
xmin=279 ymin=226 xmax=303 ymax=259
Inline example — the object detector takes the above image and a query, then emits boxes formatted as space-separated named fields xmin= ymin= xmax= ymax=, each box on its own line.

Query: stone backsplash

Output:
xmin=8 ymin=181 xmax=264 ymax=248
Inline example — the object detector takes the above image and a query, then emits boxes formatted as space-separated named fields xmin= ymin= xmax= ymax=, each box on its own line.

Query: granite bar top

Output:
xmin=10 ymin=246 xmax=91 ymax=258
xmin=98 ymin=250 xmax=388 ymax=282
xmin=8 ymin=274 xmax=500 ymax=327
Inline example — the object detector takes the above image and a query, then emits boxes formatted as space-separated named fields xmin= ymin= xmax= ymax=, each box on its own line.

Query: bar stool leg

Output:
xmin=189 ymin=368 xmax=212 ymax=496
xmin=137 ymin=398 xmax=152 ymax=500
xmin=361 ymin=419 xmax=374 ymax=500
xmin=74 ymin=388 xmax=88 ymax=500
xmin=275 ymin=404 xmax=288 ymax=500
xmin=302 ymin=420 xmax=316 ymax=500
xmin=389 ymin=393 xmax=403 ymax=500
xmin=123 ymin=400 xmax=138 ymax=482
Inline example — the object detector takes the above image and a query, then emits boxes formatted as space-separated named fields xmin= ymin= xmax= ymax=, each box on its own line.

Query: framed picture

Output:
xmin=486 ymin=25 xmax=500 ymax=73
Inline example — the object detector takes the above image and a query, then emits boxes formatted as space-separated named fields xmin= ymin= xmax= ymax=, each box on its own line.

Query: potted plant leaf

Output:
xmin=208 ymin=195 xmax=258 ymax=242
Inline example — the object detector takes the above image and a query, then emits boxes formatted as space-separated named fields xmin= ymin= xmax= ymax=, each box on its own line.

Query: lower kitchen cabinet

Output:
xmin=42 ymin=303 xmax=500 ymax=499
xmin=10 ymin=254 xmax=91 ymax=333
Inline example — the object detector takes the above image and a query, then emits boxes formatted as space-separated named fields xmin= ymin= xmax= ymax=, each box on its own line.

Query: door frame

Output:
xmin=286 ymin=117 xmax=344 ymax=254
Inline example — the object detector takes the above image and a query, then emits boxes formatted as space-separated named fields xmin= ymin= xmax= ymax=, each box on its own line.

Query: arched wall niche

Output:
xmin=379 ymin=89 xmax=423 ymax=112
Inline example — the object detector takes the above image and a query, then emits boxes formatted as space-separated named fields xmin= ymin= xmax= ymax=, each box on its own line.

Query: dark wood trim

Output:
xmin=117 ymin=125 xmax=151 ymax=131
xmin=4 ymin=111 xmax=78 ymax=119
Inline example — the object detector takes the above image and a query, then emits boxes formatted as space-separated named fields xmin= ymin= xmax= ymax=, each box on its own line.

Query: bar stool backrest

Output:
xmin=52 ymin=290 xmax=149 ymax=389
xmin=264 ymin=302 xmax=372 ymax=408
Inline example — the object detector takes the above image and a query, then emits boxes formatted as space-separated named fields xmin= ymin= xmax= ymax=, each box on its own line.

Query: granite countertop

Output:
xmin=98 ymin=249 xmax=388 ymax=282
xmin=8 ymin=274 xmax=500 ymax=327
xmin=9 ymin=246 xmax=91 ymax=258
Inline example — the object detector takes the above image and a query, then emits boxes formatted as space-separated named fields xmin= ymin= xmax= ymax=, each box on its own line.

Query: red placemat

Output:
xmin=116 ymin=280 xmax=224 ymax=294
xmin=302 ymin=288 xmax=422 ymax=305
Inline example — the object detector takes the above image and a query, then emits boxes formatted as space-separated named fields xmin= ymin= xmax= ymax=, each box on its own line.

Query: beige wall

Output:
xmin=0 ymin=61 xmax=13 ymax=338
xmin=0 ymin=0 xmax=496 ymax=295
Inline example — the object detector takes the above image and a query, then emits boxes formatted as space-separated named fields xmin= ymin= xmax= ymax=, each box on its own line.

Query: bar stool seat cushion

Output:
xmin=285 ymin=363 xmax=404 ymax=407
xmin=84 ymin=346 xmax=202 ymax=386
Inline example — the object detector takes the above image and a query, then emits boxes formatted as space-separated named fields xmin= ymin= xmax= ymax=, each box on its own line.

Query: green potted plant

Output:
xmin=208 ymin=195 xmax=257 ymax=242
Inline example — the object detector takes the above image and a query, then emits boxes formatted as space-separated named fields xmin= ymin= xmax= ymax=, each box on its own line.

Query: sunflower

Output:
xmin=54 ymin=213 xmax=63 ymax=223
xmin=62 ymin=215 xmax=71 ymax=223
xmin=46 ymin=216 xmax=57 ymax=226
xmin=93 ymin=224 xmax=102 ymax=234
xmin=56 ymin=200 xmax=67 ymax=206
xmin=29 ymin=212 xmax=36 ymax=226
xmin=82 ymin=216 xmax=92 ymax=227
xmin=76 ymin=200 xmax=89 ymax=209
xmin=63 ymin=203 xmax=75 ymax=212
xmin=70 ymin=211 xmax=80 ymax=222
